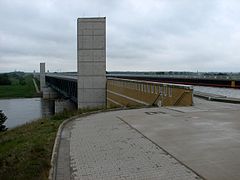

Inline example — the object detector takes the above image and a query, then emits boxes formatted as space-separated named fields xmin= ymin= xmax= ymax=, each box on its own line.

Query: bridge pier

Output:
xmin=39 ymin=63 xmax=58 ymax=99
xmin=77 ymin=17 xmax=106 ymax=109
xmin=40 ymin=62 xmax=46 ymax=92
xmin=55 ymin=99 xmax=76 ymax=113
xmin=42 ymin=87 xmax=58 ymax=99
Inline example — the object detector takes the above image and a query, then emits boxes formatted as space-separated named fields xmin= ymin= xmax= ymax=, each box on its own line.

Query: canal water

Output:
xmin=193 ymin=86 xmax=240 ymax=99
xmin=0 ymin=98 xmax=54 ymax=129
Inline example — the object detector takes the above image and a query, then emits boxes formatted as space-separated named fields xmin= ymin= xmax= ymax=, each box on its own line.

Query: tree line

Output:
xmin=0 ymin=72 xmax=27 ymax=86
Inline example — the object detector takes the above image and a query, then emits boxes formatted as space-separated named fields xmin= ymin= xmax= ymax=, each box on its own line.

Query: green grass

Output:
xmin=0 ymin=119 xmax=59 ymax=180
xmin=0 ymin=107 xmax=105 ymax=180
xmin=34 ymin=78 xmax=40 ymax=89
xmin=0 ymin=75 xmax=39 ymax=98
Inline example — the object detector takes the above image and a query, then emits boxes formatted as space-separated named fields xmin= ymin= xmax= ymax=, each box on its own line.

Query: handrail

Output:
xmin=107 ymin=77 xmax=193 ymax=90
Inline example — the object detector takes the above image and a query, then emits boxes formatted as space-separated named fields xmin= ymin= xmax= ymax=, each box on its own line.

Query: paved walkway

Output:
xmin=56 ymin=98 xmax=240 ymax=180
xmin=56 ymin=112 xmax=201 ymax=179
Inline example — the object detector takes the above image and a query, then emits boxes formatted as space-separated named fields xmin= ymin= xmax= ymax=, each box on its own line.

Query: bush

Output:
xmin=19 ymin=77 xmax=26 ymax=85
xmin=0 ymin=74 xmax=11 ymax=85
xmin=0 ymin=110 xmax=7 ymax=132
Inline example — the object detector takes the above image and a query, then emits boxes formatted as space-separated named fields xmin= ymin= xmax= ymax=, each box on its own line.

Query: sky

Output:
xmin=1 ymin=0 xmax=240 ymax=73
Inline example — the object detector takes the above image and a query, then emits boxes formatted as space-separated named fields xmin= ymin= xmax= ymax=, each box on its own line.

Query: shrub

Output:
xmin=19 ymin=77 xmax=26 ymax=85
xmin=0 ymin=110 xmax=7 ymax=132
xmin=0 ymin=74 xmax=11 ymax=85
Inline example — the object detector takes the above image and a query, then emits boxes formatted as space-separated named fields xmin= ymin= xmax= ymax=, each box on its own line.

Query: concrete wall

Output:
xmin=77 ymin=17 xmax=106 ymax=108
xmin=107 ymin=78 xmax=193 ymax=107
xmin=55 ymin=99 xmax=76 ymax=113
xmin=42 ymin=87 xmax=58 ymax=99
xmin=40 ymin=63 xmax=46 ymax=92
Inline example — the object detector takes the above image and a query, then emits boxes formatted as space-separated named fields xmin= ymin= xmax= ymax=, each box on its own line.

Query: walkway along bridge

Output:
xmin=39 ymin=17 xmax=193 ymax=109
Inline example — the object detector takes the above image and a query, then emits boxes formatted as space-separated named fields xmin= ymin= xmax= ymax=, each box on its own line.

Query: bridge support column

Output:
xmin=77 ymin=17 xmax=106 ymax=108
xmin=40 ymin=63 xmax=58 ymax=99
xmin=55 ymin=99 xmax=76 ymax=113
xmin=42 ymin=87 xmax=58 ymax=99
xmin=40 ymin=62 xmax=46 ymax=92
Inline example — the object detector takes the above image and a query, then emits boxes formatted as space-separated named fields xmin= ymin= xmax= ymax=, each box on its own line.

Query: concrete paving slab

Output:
xmin=116 ymin=98 xmax=240 ymax=180
xmin=69 ymin=113 xmax=201 ymax=180
xmin=55 ymin=97 xmax=240 ymax=179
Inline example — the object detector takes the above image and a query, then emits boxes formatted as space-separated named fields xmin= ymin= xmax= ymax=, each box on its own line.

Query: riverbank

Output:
xmin=0 ymin=73 xmax=40 ymax=99
xmin=0 ymin=107 xmax=103 ymax=180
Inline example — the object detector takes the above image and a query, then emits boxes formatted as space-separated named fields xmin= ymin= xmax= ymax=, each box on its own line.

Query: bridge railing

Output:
xmin=107 ymin=78 xmax=193 ymax=107
xmin=45 ymin=75 xmax=78 ymax=103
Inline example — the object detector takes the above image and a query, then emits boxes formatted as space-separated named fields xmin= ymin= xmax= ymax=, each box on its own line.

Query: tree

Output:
xmin=0 ymin=74 xmax=11 ymax=85
xmin=19 ymin=77 xmax=26 ymax=85
xmin=0 ymin=110 xmax=7 ymax=131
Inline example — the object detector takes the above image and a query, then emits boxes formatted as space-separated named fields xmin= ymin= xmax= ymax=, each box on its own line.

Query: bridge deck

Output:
xmin=45 ymin=74 xmax=78 ymax=103
xmin=46 ymin=74 xmax=77 ymax=81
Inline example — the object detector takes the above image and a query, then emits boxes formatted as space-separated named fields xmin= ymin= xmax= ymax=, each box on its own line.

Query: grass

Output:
xmin=34 ymin=78 xmax=40 ymax=89
xmin=0 ymin=75 xmax=39 ymax=98
xmin=0 ymin=107 xmax=105 ymax=180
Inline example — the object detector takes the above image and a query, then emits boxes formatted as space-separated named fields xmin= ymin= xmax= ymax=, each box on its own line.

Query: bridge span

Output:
xmin=45 ymin=74 xmax=77 ymax=104
xmin=42 ymin=72 xmax=193 ymax=108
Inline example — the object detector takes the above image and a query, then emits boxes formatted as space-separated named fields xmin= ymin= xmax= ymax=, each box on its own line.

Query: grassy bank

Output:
xmin=0 ymin=73 xmax=39 ymax=98
xmin=0 ymin=108 xmax=103 ymax=180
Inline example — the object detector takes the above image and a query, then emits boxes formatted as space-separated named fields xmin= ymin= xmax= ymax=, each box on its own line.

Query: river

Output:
xmin=0 ymin=98 xmax=54 ymax=129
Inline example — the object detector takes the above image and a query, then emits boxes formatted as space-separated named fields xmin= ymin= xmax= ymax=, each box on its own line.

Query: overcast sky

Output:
xmin=1 ymin=0 xmax=240 ymax=73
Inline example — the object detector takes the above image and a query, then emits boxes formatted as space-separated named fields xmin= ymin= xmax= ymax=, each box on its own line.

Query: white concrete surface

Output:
xmin=55 ymin=99 xmax=76 ymax=113
xmin=40 ymin=62 xmax=46 ymax=91
xmin=77 ymin=17 xmax=106 ymax=108
xmin=69 ymin=112 xmax=201 ymax=180
xmin=56 ymin=98 xmax=240 ymax=180
xmin=42 ymin=87 xmax=58 ymax=99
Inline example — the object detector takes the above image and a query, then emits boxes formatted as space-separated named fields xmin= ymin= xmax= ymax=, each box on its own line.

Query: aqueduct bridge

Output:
xmin=39 ymin=17 xmax=193 ymax=109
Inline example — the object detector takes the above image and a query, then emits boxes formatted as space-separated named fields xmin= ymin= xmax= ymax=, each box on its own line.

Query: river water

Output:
xmin=0 ymin=98 xmax=54 ymax=129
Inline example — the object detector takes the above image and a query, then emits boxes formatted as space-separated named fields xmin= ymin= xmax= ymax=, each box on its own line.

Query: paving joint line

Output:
xmin=116 ymin=115 xmax=206 ymax=180
xmin=49 ymin=107 xmax=143 ymax=180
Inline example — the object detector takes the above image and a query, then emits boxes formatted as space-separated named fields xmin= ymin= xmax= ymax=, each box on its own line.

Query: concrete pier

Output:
xmin=77 ymin=17 xmax=106 ymax=108
xmin=42 ymin=87 xmax=58 ymax=99
xmin=40 ymin=62 xmax=46 ymax=92
xmin=55 ymin=99 xmax=76 ymax=113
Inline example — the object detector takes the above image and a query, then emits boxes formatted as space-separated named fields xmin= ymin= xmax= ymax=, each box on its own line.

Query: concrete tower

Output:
xmin=40 ymin=62 xmax=46 ymax=92
xmin=77 ymin=17 xmax=106 ymax=108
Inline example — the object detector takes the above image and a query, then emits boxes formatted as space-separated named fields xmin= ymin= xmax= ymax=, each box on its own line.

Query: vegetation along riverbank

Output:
xmin=0 ymin=72 xmax=40 ymax=99
xmin=0 ymin=107 xmax=105 ymax=180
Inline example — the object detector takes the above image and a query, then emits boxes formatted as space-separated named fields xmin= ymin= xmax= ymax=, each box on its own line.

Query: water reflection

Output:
xmin=0 ymin=98 xmax=55 ymax=129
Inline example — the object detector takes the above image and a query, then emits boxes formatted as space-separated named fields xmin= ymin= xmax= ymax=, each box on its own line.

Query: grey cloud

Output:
xmin=1 ymin=0 xmax=240 ymax=72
